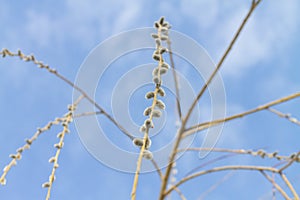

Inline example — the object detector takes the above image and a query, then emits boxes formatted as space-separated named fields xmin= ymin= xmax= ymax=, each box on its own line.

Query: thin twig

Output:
xmin=165 ymin=165 xmax=278 ymax=197
xmin=183 ymin=92 xmax=300 ymax=138
xmin=158 ymin=2 xmax=262 ymax=198
xmin=0 ymin=117 xmax=64 ymax=185
xmin=260 ymin=171 xmax=291 ymax=200
xmin=198 ymin=171 xmax=235 ymax=200
xmin=0 ymin=49 xmax=133 ymax=140
xmin=73 ymin=111 xmax=102 ymax=118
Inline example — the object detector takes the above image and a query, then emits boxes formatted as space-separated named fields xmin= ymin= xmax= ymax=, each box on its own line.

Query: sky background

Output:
xmin=0 ymin=0 xmax=300 ymax=199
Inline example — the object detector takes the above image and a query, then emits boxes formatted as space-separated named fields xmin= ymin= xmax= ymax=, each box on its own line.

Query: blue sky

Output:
xmin=0 ymin=0 xmax=300 ymax=199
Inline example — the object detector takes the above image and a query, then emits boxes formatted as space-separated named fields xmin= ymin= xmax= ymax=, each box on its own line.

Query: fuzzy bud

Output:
xmin=25 ymin=139 xmax=32 ymax=145
xmin=133 ymin=138 xmax=144 ymax=147
xmin=143 ymin=150 xmax=153 ymax=160
xmin=144 ymin=119 xmax=154 ymax=129
xmin=143 ymin=107 xmax=152 ymax=116
xmin=54 ymin=143 xmax=63 ymax=149
xmin=152 ymin=68 xmax=159 ymax=76
xmin=42 ymin=182 xmax=50 ymax=188
xmin=139 ymin=125 xmax=146 ymax=133
xmin=0 ymin=178 xmax=7 ymax=185
xmin=157 ymin=88 xmax=165 ymax=96
xmin=156 ymin=100 xmax=166 ymax=110
xmin=152 ymin=110 xmax=162 ymax=118
xmin=159 ymin=47 xmax=168 ymax=54
xmin=152 ymin=53 xmax=160 ymax=61
xmin=161 ymin=62 xmax=170 ymax=69
xmin=160 ymin=35 xmax=168 ymax=41
xmin=159 ymin=17 xmax=165 ymax=25
xmin=153 ymin=76 xmax=161 ymax=85
xmin=160 ymin=67 xmax=168 ymax=75
xmin=151 ymin=34 xmax=159 ymax=39
xmin=145 ymin=91 xmax=155 ymax=99
xmin=48 ymin=157 xmax=56 ymax=163
xmin=155 ymin=39 xmax=161 ymax=46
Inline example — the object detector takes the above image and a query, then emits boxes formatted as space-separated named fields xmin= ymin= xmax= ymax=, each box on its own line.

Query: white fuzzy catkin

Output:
xmin=139 ymin=125 xmax=146 ymax=133
xmin=133 ymin=138 xmax=144 ymax=147
xmin=156 ymin=100 xmax=166 ymax=110
xmin=143 ymin=107 xmax=152 ymax=116
xmin=157 ymin=88 xmax=165 ymax=96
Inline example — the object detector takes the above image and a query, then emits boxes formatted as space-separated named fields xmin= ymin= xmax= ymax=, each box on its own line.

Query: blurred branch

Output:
xmin=183 ymin=92 xmax=300 ymax=138
xmin=198 ymin=171 xmax=234 ymax=200
xmin=268 ymin=108 xmax=300 ymax=126
xmin=74 ymin=111 xmax=102 ymax=118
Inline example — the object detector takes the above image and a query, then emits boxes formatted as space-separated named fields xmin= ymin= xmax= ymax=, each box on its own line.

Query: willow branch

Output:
xmin=0 ymin=49 xmax=133 ymax=140
xmin=159 ymin=2 xmax=262 ymax=198
xmin=165 ymin=165 xmax=278 ymax=196
xmin=183 ymin=92 xmax=300 ymax=138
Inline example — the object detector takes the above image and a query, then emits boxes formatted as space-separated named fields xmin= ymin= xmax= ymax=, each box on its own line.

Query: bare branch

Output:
xmin=198 ymin=171 xmax=234 ymax=200
xmin=268 ymin=108 xmax=300 ymax=126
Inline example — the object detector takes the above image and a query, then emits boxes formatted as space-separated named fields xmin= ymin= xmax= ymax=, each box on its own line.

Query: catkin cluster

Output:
xmin=132 ymin=17 xmax=171 ymax=160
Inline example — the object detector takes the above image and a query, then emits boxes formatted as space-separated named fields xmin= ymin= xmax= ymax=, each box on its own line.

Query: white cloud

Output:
xmin=180 ymin=0 xmax=220 ymax=29
xmin=22 ymin=0 xmax=143 ymax=49
xmin=218 ymin=0 xmax=300 ymax=77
